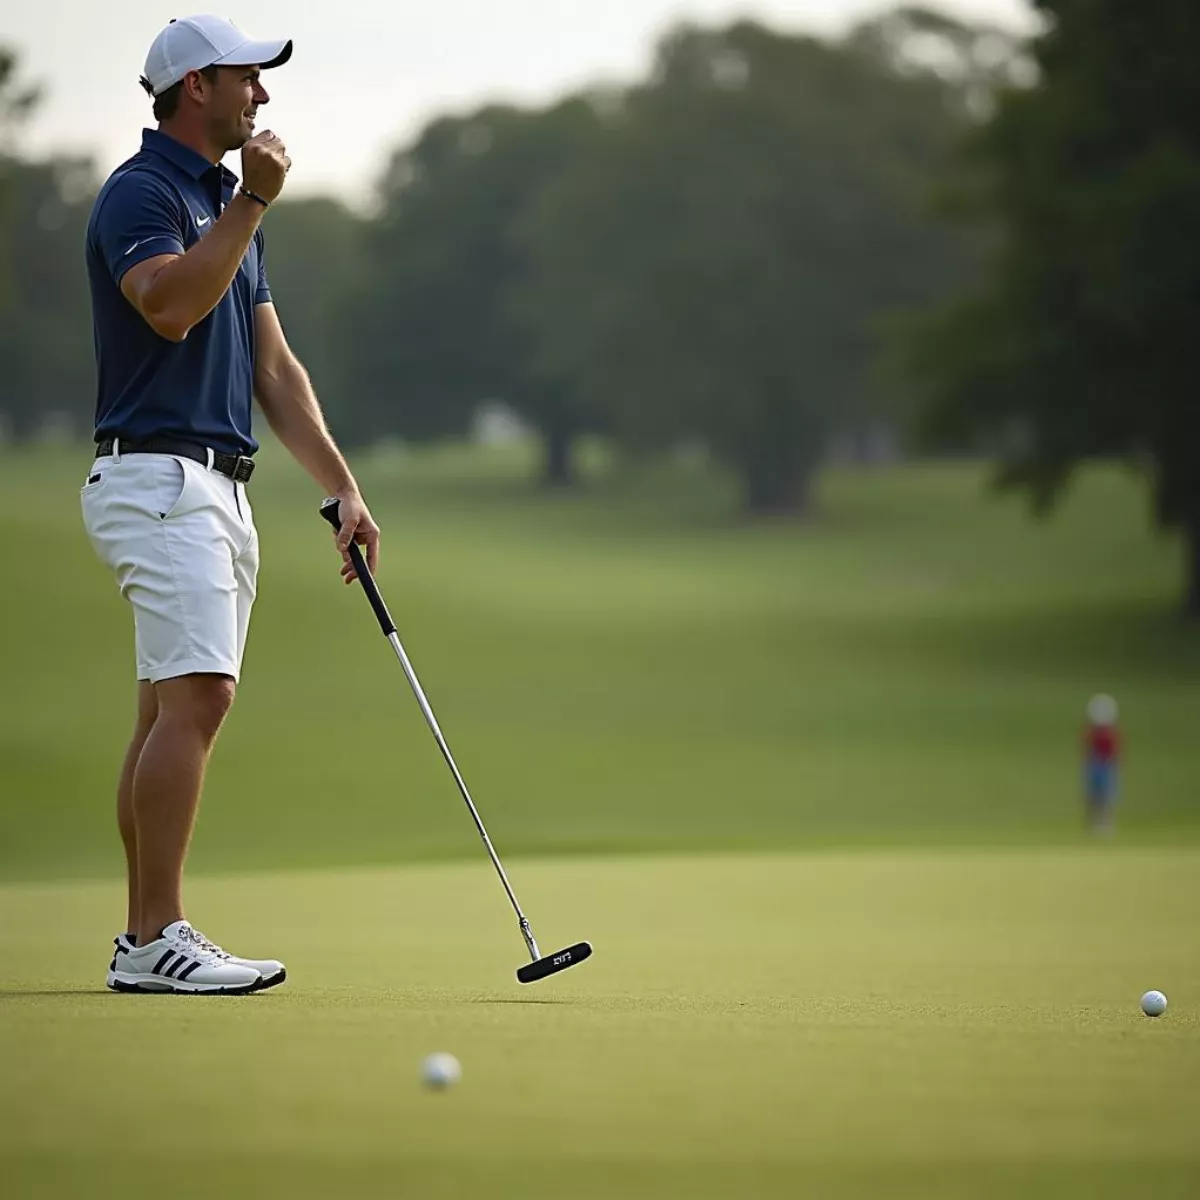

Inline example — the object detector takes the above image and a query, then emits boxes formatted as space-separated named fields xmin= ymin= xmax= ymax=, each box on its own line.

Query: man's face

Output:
xmin=204 ymin=65 xmax=270 ymax=150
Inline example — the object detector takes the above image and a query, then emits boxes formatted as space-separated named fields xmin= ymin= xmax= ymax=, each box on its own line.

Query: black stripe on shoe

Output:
xmin=153 ymin=950 xmax=175 ymax=974
xmin=177 ymin=961 xmax=201 ymax=982
xmin=164 ymin=955 xmax=191 ymax=978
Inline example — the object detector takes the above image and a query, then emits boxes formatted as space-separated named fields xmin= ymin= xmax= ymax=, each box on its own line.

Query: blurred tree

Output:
xmin=256 ymin=196 xmax=365 ymax=425
xmin=0 ymin=50 xmax=97 ymax=442
xmin=338 ymin=98 xmax=605 ymax=485
xmin=510 ymin=16 xmax=988 ymax=513
xmin=845 ymin=4 xmax=1032 ymax=120
xmin=905 ymin=0 xmax=1200 ymax=615
xmin=0 ymin=47 xmax=39 ymax=135
xmin=0 ymin=154 xmax=98 ymax=441
xmin=0 ymin=47 xmax=44 ymax=320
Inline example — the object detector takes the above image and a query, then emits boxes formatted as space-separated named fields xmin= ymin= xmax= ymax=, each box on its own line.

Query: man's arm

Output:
xmin=253 ymin=301 xmax=380 ymax=580
xmin=113 ymin=130 xmax=292 ymax=342
xmin=121 ymin=194 xmax=264 ymax=342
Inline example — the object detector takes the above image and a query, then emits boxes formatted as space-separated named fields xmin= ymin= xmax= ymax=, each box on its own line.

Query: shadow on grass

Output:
xmin=0 ymin=989 xmax=112 ymax=999
xmin=0 ymin=989 xmax=277 ymax=999
xmin=469 ymin=996 xmax=577 ymax=1006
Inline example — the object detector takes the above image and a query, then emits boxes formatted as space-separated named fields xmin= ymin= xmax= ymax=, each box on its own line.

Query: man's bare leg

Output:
xmin=132 ymin=674 xmax=236 ymax=947
xmin=117 ymin=682 xmax=159 ymax=938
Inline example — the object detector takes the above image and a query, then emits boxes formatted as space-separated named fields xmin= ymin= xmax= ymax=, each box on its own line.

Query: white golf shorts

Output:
xmin=80 ymin=446 xmax=259 ymax=683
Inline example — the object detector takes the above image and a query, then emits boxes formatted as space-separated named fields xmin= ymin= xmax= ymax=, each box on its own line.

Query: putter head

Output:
xmin=516 ymin=941 xmax=593 ymax=984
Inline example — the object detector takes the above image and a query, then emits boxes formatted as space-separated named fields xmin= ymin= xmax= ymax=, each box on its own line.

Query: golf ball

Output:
xmin=1140 ymin=990 xmax=1168 ymax=1017
xmin=421 ymin=1052 xmax=462 ymax=1089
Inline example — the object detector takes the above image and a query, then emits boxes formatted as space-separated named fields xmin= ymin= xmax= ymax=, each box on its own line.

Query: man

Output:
xmin=82 ymin=15 xmax=380 ymax=994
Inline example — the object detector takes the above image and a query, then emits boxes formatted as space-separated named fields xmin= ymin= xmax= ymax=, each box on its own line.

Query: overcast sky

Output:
xmin=5 ymin=0 xmax=1036 ymax=208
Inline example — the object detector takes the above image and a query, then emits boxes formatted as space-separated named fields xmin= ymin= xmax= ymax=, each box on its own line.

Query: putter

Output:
xmin=319 ymin=497 xmax=592 ymax=985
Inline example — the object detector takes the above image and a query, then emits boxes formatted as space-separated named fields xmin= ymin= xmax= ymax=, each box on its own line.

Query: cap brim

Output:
xmin=214 ymin=37 xmax=293 ymax=71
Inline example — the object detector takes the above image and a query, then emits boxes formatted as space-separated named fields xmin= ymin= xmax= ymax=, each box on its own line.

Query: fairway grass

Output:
xmin=3 ymin=848 xmax=1198 ymax=1198
xmin=2 ymin=446 xmax=1199 ymax=882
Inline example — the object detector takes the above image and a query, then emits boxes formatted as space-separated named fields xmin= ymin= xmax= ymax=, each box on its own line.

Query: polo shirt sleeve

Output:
xmin=254 ymin=230 xmax=272 ymax=305
xmin=93 ymin=169 xmax=186 ymax=285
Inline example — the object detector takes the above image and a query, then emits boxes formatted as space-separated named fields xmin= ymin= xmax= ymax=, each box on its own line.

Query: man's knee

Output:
xmin=155 ymin=673 xmax=237 ymax=743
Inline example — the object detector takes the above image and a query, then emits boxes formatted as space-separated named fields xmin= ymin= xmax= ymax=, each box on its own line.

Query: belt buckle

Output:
xmin=230 ymin=456 xmax=255 ymax=484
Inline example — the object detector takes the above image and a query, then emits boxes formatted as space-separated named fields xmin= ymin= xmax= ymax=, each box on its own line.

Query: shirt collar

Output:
xmin=141 ymin=128 xmax=238 ymax=189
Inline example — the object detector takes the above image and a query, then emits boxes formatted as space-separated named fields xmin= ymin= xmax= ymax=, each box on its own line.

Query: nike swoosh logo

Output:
xmin=196 ymin=215 xmax=211 ymax=226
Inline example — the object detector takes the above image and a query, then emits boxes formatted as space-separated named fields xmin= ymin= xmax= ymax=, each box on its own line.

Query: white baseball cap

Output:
xmin=141 ymin=14 xmax=293 ymax=96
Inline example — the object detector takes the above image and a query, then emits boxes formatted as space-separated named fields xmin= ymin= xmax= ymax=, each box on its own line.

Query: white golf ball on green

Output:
xmin=1140 ymin=990 xmax=1168 ymax=1017
xmin=422 ymin=1052 xmax=462 ymax=1089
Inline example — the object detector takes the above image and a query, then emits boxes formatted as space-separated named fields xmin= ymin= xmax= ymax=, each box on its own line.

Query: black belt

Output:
xmin=94 ymin=437 xmax=255 ymax=484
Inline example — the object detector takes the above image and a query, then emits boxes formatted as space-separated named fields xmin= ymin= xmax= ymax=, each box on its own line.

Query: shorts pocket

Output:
xmin=80 ymin=469 xmax=107 ymax=496
xmin=156 ymin=455 xmax=197 ymax=521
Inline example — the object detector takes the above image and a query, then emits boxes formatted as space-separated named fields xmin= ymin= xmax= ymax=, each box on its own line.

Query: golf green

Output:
xmin=2 ymin=848 xmax=1197 ymax=1198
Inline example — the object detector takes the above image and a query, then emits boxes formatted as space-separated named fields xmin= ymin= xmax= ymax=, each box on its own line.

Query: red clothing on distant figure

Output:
xmin=1084 ymin=724 xmax=1120 ymax=762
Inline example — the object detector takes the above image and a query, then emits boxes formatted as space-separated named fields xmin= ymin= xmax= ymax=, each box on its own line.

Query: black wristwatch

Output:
xmin=239 ymin=185 xmax=270 ymax=208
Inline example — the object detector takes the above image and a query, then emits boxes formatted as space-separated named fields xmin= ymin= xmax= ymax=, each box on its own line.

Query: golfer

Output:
xmin=82 ymin=15 xmax=379 ymax=994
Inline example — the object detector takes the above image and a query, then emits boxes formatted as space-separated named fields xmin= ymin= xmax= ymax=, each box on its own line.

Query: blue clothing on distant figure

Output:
xmin=1085 ymin=758 xmax=1116 ymax=804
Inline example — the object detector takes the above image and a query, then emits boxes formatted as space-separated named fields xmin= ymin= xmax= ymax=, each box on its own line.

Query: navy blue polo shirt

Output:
xmin=85 ymin=128 xmax=271 ymax=457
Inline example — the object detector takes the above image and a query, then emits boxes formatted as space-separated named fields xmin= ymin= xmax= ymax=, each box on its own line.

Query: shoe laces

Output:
xmin=175 ymin=923 xmax=232 ymax=962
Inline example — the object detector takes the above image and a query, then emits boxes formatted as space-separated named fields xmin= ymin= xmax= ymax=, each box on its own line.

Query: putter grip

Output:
xmin=319 ymin=498 xmax=396 ymax=636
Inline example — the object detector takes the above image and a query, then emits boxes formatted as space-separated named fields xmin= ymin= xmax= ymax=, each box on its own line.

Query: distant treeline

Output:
xmin=3 ymin=4 xmax=1199 ymax=610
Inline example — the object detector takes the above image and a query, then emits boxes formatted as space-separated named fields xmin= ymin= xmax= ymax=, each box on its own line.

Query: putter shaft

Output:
xmin=319 ymin=497 xmax=591 ymax=981
xmin=383 ymin=632 xmax=541 ymax=961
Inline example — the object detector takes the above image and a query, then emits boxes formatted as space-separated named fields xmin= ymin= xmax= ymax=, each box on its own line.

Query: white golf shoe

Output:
xmin=106 ymin=921 xmax=286 ymax=995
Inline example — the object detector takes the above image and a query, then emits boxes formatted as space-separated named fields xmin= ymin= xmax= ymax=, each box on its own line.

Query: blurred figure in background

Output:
xmin=1083 ymin=694 xmax=1121 ymax=835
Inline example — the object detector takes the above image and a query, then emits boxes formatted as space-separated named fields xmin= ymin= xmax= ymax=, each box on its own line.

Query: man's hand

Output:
xmin=241 ymin=130 xmax=291 ymax=203
xmin=331 ymin=489 xmax=381 ymax=584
